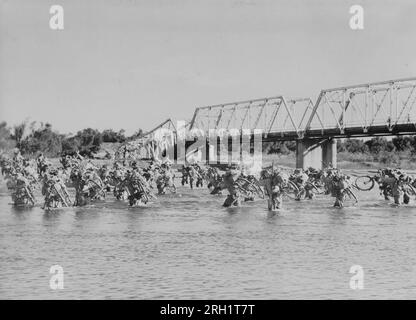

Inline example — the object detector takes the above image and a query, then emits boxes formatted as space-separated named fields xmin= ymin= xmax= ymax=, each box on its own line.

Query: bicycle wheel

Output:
xmin=354 ymin=176 xmax=375 ymax=191
xmin=283 ymin=181 xmax=299 ymax=200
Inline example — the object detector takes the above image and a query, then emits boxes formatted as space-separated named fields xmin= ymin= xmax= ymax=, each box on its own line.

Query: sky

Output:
xmin=0 ymin=0 xmax=415 ymax=135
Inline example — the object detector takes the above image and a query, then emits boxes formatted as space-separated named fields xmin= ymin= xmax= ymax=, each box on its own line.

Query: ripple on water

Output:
xmin=0 ymin=186 xmax=416 ymax=299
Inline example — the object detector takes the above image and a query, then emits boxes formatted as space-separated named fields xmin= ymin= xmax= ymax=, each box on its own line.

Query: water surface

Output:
xmin=1 ymin=181 xmax=416 ymax=299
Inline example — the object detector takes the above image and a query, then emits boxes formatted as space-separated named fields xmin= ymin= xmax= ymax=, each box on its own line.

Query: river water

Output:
xmin=1 ymin=179 xmax=416 ymax=299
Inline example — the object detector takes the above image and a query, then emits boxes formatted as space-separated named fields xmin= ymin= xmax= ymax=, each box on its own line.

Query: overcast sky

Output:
xmin=0 ymin=0 xmax=415 ymax=135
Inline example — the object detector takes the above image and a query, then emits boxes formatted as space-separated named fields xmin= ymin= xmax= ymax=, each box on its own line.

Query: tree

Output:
xmin=19 ymin=122 xmax=62 ymax=157
xmin=337 ymin=140 xmax=346 ymax=152
xmin=11 ymin=122 xmax=27 ymax=148
xmin=392 ymin=136 xmax=412 ymax=152
xmin=74 ymin=128 xmax=102 ymax=157
xmin=264 ymin=141 xmax=296 ymax=155
xmin=365 ymin=137 xmax=389 ymax=154
xmin=410 ymin=137 xmax=416 ymax=155
xmin=0 ymin=122 xmax=15 ymax=151
xmin=102 ymin=129 xmax=126 ymax=143
xmin=338 ymin=138 xmax=368 ymax=153
xmin=61 ymin=136 xmax=81 ymax=156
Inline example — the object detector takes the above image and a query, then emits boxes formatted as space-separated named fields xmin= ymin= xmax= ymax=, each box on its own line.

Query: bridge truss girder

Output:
xmin=189 ymin=96 xmax=314 ymax=138
xmin=305 ymin=77 xmax=416 ymax=135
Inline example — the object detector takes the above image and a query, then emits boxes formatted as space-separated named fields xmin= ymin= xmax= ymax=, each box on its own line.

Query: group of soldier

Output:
xmin=372 ymin=168 xmax=416 ymax=205
xmin=0 ymin=150 xmax=38 ymax=206
xmin=180 ymin=162 xmax=359 ymax=209
xmin=1 ymin=148 xmax=416 ymax=211
xmin=0 ymin=149 xmax=177 ymax=209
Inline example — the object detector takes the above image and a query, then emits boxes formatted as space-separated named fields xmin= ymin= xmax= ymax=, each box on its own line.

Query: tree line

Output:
xmin=0 ymin=121 xmax=144 ymax=158
xmin=265 ymin=136 xmax=416 ymax=155
xmin=1 ymin=120 xmax=416 ymax=160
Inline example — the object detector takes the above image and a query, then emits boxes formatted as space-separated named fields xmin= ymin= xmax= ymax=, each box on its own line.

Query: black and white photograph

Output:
xmin=1 ymin=0 xmax=416 ymax=304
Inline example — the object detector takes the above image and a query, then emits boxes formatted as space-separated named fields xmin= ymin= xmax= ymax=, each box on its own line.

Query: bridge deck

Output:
xmin=257 ymin=123 xmax=416 ymax=141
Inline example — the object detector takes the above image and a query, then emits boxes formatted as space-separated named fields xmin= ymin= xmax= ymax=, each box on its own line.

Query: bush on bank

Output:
xmin=266 ymin=136 xmax=416 ymax=166
xmin=0 ymin=121 xmax=137 ymax=158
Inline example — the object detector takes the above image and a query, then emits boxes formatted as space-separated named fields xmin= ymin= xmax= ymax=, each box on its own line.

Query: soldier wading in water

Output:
xmin=124 ymin=162 xmax=155 ymax=206
xmin=323 ymin=168 xmax=357 ymax=208
xmin=259 ymin=167 xmax=291 ymax=211
xmin=42 ymin=168 xmax=71 ymax=209
xmin=375 ymin=168 xmax=412 ymax=205
xmin=216 ymin=165 xmax=262 ymax=207
xmin=70 ymin=163 xmax=105 ymax=206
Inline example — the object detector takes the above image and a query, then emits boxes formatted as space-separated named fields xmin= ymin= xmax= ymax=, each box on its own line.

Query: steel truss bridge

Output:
xmin=132 ymin=77 xmax=416 ymax=168
xmin=188 ymin=77 xmax=416 ymax=140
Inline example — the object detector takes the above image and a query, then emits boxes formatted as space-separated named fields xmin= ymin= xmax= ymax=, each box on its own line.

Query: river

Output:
xmin=1 ymin=180 xmax=416 ymax=299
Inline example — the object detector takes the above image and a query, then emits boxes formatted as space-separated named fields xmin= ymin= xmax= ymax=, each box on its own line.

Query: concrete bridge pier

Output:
xmin=296 ymin=138 xmax=337 ymax=169
xmin=322 ymin=138 xmax=337 ymax=168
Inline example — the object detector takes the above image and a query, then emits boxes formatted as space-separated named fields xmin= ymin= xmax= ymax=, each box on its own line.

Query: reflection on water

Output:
xmin=0 ymin=183 xmax=416 ymax=299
